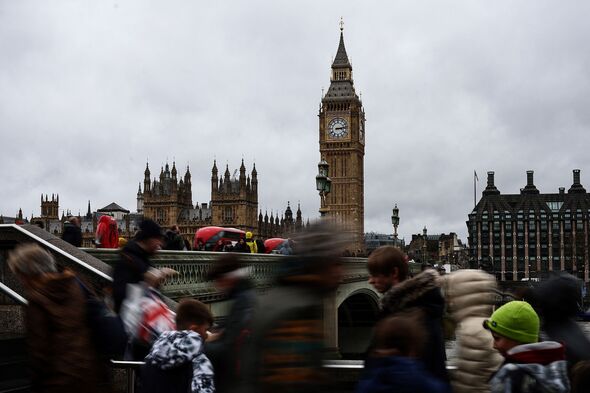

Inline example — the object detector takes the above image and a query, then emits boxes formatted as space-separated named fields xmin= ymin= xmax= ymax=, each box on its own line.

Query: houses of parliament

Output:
xmin=138 ymin=160 xmax=304 ymax=240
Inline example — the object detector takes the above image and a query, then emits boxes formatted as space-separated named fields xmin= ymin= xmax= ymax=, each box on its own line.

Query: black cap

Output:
xmin=135 ymin=219 xmax=164 ymax=241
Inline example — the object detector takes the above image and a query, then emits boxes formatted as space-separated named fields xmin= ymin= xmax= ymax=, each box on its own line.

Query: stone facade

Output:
xmin=319 ymin=27 xmax=365 ymax=253
xmin=467 ymin=170 xmax=590 ymax=282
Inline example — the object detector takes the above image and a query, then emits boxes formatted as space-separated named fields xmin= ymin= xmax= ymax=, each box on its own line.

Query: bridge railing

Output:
xmin=84 ymin=249 xmax=371 ymax=300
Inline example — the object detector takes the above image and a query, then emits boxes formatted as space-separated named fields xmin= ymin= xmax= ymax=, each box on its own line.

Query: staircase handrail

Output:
xmin=0 ymin=281 xmax=27 ymax=305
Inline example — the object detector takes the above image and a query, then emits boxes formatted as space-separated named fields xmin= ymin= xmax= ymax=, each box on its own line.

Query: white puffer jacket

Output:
xmin=442 ymin=270 xmax=503 ymax=393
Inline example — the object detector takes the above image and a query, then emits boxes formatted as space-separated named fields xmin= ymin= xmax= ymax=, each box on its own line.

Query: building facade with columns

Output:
xmin=467 ymin=170 xmax=590 ymax=283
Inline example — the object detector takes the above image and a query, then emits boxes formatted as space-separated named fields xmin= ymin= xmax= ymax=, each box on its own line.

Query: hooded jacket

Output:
xmin=96 ymin=215 xmax=119 ymax=249
xmin=24 ymin=269 xmax=99 ymax=393
xmin=442 ymin=270 xmax=503 ymax=393
xmin=490 ymin=341 xmax=569 ymax=393
xmin=379 ymin=269 xmax=449 ymax=383
xmin=141 ymin=330 xmax=214 ymax=393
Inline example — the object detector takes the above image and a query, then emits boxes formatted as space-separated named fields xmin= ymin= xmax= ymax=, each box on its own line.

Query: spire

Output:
xmin=332 ymin=18 xmax=351 ymax=69
xmin=87 ymin=200 xmax=91 ymax=217
xmin=144 ymin=162 xmax=150 ymax=177
xmin=171 ymin=161 xmax=177 ymax=178
xmin=137 ymin=183 xmax=142 ymax=195
xmin=224 ymin=164 xmax=230 ymax=179
xmin=212 ymin=160 xmax=218 ymax=176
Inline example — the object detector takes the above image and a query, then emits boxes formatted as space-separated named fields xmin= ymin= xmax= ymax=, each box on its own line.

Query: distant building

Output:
xmin=365 ymin=232 xmax=405 ymax=256
xmin=406 ymin=227 xmax=468 ymax=268
xmin=467 ymin=170 xmax=590 ymax=283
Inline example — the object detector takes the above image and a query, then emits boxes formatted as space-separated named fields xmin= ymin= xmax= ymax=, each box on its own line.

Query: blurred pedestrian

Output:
xmin=234 ymin=237 xmax=249 ymax=253
xmin=255 ymin=238 xmax=265 ymax=253
xmin=62 ymin=216 xmax=82 ymax=247
xmin=241 ymin=223 xmax=345 ymax=393
xmin=112 ymin=219 xmax=164 ymax=313
xmin=484 ymin=301 xmax=569 ymax=393
xmin=163 ymin=225 xmax=185 ymax=251
xmin=96 ymin=215 xmax=119 ymax=248
xmin=529 ymin=273 xmax=590 ymax=367
xmin=120 ymin=268 xmax=176 ymax=360
xmin=205 ymin=254 xmax=256 ymax=393
xmin=140 ymin=299 xmax=215 ymax=393
xmin=442 ymin=270 xmax=502 ymax=393
xmin=367 ymin=246 xmax=448 ymax=383
xmin=356 ymin=312 xmax=451 ymax=393
xmin=8 ymin=243 xmax=100 ymax=393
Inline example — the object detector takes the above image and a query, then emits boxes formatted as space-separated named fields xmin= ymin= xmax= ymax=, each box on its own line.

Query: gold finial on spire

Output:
xmin=340 ymin=17 xmax=344 ymax=32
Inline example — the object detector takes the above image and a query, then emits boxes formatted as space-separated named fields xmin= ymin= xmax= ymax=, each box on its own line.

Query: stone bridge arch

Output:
xmin=331 ymin=282 xmax=380 ymax=359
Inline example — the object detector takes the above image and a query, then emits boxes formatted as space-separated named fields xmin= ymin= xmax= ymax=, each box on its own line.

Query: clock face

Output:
xmin=328 ymin=118 xmax=348 ymax=138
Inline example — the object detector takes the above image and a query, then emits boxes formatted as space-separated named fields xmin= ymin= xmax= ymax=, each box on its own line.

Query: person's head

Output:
xmin=8 ymin=243 xmax=57 ymax=278
xmin=246 ymin=231 xmax=253 ymax=240
xmin=171 ymin=225 xmax=180 ymax=234
xmin=483 ymin=301 xmax=540 ymax=357
xmin=135 ymin=219 xmax=164 ymax=254
xmin=68 ymin=216 xmax=80 ymax=227
xmin=367 ymin=246 xmax=408 ymax=293
xmin=176 ymin=298 xmax=214 ymax=339
xmin=372 ymin=312 xmax=425 ymax=358
xmin=207 ymin=254 xmax=245 ymax=292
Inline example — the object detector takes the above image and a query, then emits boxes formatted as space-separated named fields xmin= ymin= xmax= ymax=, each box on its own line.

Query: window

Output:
xmin=546 ymin=201 xmax=563 ymax=211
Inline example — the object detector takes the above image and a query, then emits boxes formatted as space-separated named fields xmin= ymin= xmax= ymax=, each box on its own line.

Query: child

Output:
xmin=483 ymin=301 xmax=569 ymax=393
xmin=141 ymin=299 xmax=215 ymax=393
xmin=356 ymin=312 xmax=451 ymax=393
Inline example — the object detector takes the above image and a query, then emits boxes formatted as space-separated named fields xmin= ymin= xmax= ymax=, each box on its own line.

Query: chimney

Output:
xmin=559 ymin=187 xmax=565 ymax=195
xmin=483 ymin=171 xmax=500 ymax=195
xmin=521 ymin=170 xmax=539 ymax=194
xmin=527 ymin=170 xmax=534 ymax=187
xmin=573 ymin=169 xmax=581 ymax=185
xmin=487 ymin=172 xmax=495 ymax=187
xmin=568 ymin=169 xmax=586 ymax=193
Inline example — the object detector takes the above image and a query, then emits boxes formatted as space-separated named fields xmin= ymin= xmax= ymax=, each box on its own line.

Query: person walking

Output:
xmin=442 ymin=270 xmax=502 ymax=393
xmin=245 ymin=232 xmax=257 ymax=253
xmin=356 ymin=313 xmax=451 ymax=393
xmin=484 ymin=301 xmax=569 ymax=393
xmin=95 ymin=215 xmax=119 ymax=248
xmin=366 ymin=246 xmax=449 ymax=383
xmin=140 ymin=299 xmax=215 ymax=393
xmin=205 ymin=254 xmax=256 ymax=393
xmin=62 ymin=216 xmax=82 ymax=247
xmin=8 ymin=243 xmax=100 ymax=393
xmin=241 ymin=223 xmax=345 ymax=393
xmin=112 ymin=219 xmax=164 ymax=313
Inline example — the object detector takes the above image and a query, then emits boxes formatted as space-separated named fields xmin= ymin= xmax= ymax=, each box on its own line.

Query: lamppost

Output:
xmin=391 ymin=204 xmax=400 ymax=245
xmin=316 ymin=159 xmax=332 ymax=217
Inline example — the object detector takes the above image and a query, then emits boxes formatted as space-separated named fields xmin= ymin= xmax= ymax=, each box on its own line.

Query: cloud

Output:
xmin=2 ymin=0 xmax=590 ymax=244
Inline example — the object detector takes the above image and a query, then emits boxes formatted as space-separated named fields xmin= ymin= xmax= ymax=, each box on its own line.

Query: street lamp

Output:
xmin=316 ymin=159 xmax=332 ymax=217
xmin=391 ymin=204 xmax=400 ymax=242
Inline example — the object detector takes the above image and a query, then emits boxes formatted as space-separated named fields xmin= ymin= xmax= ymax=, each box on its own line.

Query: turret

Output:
xmin=211 ymin=160 xmax=219 ymax=192
xmin=144 ymin=163 xmax=151 ymax=192
xmin=171 ymin=161 xmax=177 ymax=180
xmin=239 ymin=159 xmax=246 ymax=188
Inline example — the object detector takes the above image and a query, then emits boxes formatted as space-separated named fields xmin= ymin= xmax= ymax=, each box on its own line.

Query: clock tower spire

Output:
xmin=318 ymin=21 xmax=365 ymax=253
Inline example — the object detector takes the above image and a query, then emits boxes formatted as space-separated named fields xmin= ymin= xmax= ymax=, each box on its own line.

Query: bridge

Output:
xmin=0 ymin=224 xmax=381 ymax=358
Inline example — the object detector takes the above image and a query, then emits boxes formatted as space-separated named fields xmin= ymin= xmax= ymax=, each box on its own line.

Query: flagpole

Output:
xmin=474 ymin=170 xmax=477 ymax=208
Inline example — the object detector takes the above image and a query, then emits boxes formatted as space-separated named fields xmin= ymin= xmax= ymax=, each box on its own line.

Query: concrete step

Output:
xmin=0 ymin=337 xmax=29 ymax=393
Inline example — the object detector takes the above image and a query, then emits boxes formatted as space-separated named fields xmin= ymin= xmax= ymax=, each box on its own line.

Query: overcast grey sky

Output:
xmin=2 ymin=0 xmax=590 ymax=242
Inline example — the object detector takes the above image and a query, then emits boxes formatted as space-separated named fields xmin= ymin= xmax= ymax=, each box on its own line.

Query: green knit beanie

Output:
xmin=483 ymin=301 xmax=539 ymax=344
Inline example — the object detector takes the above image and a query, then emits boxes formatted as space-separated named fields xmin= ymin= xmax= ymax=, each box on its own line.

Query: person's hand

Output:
xmin=144 ymin=268 xmax=178 ymax=288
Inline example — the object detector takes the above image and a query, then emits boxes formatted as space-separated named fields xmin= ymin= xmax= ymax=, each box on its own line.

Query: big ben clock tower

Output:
xmin=319 ymin=22 xmax=365 ymax=253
